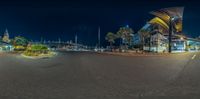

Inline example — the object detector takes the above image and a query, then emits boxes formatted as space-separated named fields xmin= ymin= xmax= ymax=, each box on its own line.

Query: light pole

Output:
xmin=75 ymin=34 xmax=77 ymax=50
xmin=168 ymin=17 xmax=175 ymax=53
xmin=98 ymin=27 xmax=101 ymax=49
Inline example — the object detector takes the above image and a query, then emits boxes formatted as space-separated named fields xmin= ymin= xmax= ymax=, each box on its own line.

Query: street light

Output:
xmin=168 ymin=17 xmax=176 ymax=53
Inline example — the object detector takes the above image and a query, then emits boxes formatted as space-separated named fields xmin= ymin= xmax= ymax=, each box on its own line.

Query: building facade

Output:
xmin=0 ymin=29 xmax=13 ymax=52
xmin=137 ymin=7 xmax=200 ymax=53
xmin=2 ymin=29 xmax=10 ymax=43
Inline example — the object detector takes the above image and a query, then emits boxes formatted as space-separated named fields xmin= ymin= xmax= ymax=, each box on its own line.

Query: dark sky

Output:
xmin=0 ymin=0 xmax=199 ymax=46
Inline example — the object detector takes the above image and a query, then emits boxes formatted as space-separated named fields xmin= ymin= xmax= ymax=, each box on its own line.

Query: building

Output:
xmin=2 ymin=29 xmax=10 ymax=43
xmin=0 ymin=29 xmax=13 ymax=52
xmin=137 ymin=7 xmax=200 ymax=53
xmin=0 ymin=42 xmax=13 ymax=52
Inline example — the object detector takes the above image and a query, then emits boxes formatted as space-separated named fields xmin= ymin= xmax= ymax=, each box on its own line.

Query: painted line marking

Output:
xmin=191 ymin=54 xmax=196 ymax=60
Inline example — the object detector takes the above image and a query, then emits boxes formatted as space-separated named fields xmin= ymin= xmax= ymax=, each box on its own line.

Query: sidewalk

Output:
xmin=99 ymin=51 xmax=188 ymax=57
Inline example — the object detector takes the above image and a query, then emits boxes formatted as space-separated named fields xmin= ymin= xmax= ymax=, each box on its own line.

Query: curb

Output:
xmin=21 ymin=52 xmax=57 ymax=59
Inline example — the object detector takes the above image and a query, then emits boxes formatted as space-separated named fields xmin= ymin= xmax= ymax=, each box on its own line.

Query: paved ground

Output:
xmin=0 ymin=52 xmax=199 ymax=99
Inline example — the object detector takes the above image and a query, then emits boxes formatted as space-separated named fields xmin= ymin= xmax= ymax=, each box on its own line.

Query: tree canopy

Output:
xmin=117 ymin=26 xmax=134 ymax=45
xmin=12 ymin=36 xmax=29 ymax=47
xmin=105 ymin=32 xmax=116 ymax=45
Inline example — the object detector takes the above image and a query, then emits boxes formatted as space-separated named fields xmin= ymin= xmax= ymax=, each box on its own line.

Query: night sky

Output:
xmin=0 ymin=0 xmax=199 ymax=46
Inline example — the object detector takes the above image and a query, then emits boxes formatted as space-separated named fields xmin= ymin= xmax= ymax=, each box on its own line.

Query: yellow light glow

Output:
xmin=149 ymin=17 xmax=169 ymax=29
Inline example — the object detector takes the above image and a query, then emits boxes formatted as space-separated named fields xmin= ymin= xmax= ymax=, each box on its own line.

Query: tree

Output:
xmin=12 ymin=36 xmax=29 ymax=47
xmin=116 ymin=26 xmax=134 ymax=49
xmin=138 ymin=29 xmax=150 ymax=39
xmin=138 ymin=24 xmax=162 ymax=52
xmin=11 ymin=36 xmax=29 ymax=51
xmin=105 ymin=32 xmax=116 ymax=47
xmin=138 ymin=28 xmax=150 ymax=50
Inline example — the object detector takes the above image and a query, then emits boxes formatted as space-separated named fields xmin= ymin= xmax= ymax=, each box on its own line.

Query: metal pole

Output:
xmin=142 ymin=37 xmax=144 ymax=52
xmin=149 ymin=35 xmax=151 ymax=52
xmin=157 ymin=33 xmax=158 ymax=53
xmin=98 ymin=27 xmax=101 ymax=49
xmin=168 ymin=17 xmax=173 ymax=53
xmin=75 ymin=34 xmax=77 ymax=50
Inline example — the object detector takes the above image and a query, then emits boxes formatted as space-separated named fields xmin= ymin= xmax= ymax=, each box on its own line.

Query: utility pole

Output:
xmin=58 ymin=38 xmax=61 ymax=48
xmin=40 ymin=37 xmax=43 ymax=44
xmin=58 ymin=38 xmax=61 ymax=44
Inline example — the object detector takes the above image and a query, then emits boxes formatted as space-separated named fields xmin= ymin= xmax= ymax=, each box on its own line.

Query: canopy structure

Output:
xmin=139 ymin=7 xmax=184 ymax=36
xmin=149 ymin=17 xmax=169 ymax=29
xmin=150 ymin=7 xmax=184 ymax=33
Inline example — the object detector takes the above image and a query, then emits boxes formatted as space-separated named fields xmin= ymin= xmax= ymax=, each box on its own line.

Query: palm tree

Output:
xmin=138 ymin=29 xmax=147 ymax=50
xmin=117 ymin=26 xmax=134 ymax=49
xmin=139 ymin=26 xmax=157 ymax=52
xmin=105 ymin=32 xmax=116 ymax=49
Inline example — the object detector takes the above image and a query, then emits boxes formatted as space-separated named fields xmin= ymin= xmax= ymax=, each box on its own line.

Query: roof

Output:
xmin=0 ymin=42 xmax=12 ymax=46
xmin=150 ymin=7 xmax=184 ymax=24
xmin=149 ymin=17 xmax=169 ymax=30
xmin=150 ymin=7 xmax=184 ymax=33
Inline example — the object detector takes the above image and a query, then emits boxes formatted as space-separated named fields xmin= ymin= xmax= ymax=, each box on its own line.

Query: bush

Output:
xmin=24 ymin=44 xmax=49 ymax=56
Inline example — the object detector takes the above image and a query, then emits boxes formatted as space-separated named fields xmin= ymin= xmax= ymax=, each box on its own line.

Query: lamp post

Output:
xmin=98 ymin=27 xmax=101 ymax=49
xmin=168 ymin=17 xmax=175 ymax=53
xmin=75 ymin=34 xmax=77 ymax=50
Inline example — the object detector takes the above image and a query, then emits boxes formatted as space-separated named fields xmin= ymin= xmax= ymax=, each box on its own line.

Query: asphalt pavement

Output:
xmin=0 ymin=52 xmax=199 ymax=99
